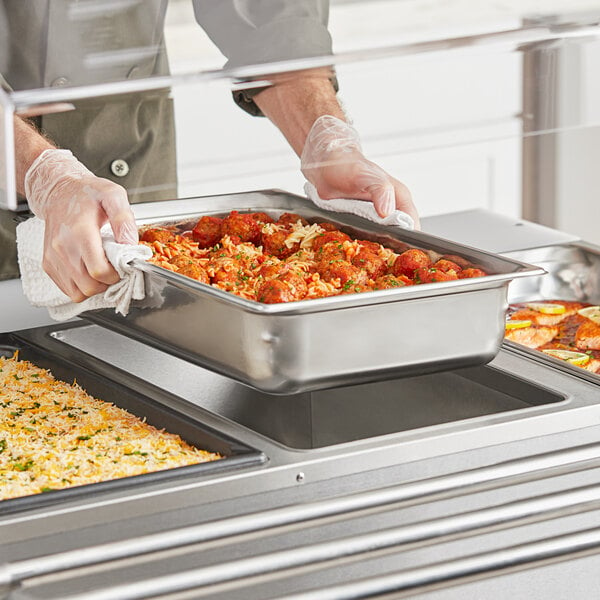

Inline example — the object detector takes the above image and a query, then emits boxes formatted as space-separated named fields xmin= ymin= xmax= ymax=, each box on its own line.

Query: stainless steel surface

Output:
xmin=84 ymin=191 xmax=543 ymax=394
xmin=421 ymin=209 xmax=579 ymax=254
xmin=276 ymin=528 xmax=600 ymax=600
xmin=0 ymin=329 xmax=265 ymax=516
xmin=11 ymin=485 xmax=600 ymax=600
xmin=3 ymin=323 xmax=600 ymax=534
xmin=53 ymin=323 xmax=566 ymax=450
xmin=3 ymin=320 xmax=600 ymax=598
xmin=5 ymin=465 xmax=600 ymax=599
xmin=506 ymin=241 xmax=600 ymax=303
xmin=6 ymin=441 xmax=600 ymax=587
xmin=505 ymin=241 xmax=600 ymax=385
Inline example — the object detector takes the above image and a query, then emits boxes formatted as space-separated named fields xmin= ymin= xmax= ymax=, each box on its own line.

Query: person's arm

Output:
xmin=14 ymin=116 xmax=138 ymax=301
xmin=254 ymin=74 xmax=419 ymax=226
xmin=13 ymin=116 xmax=54 ymax=195
xmin=193 ymin=0 xmax=418 ymax=226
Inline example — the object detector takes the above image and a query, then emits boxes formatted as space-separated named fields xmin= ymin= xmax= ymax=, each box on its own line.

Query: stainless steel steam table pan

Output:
xmin=505 ymin=240 xmax=600 ymax=386
xmin=0 ymin=327 xmax=266 ymax=515
xmin=83 ymin=190 xmax=544 ymax=394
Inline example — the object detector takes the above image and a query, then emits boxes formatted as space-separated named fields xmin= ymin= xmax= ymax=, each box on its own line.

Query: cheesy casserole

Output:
xmin=0 ymin=355 xmax=221 ymax=501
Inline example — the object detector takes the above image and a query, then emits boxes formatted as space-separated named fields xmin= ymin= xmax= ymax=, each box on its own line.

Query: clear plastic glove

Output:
xmin=300 ymin=115 xmax=419 ymax=228
xmin=24 ymin=149 xmax=138 ymax=302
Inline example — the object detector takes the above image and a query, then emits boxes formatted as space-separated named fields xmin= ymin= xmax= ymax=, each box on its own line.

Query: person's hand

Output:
xmin=24 ymin=149 xmax=138 ymax=302
xmin=300 ymin=116 xmax=419 ymax=228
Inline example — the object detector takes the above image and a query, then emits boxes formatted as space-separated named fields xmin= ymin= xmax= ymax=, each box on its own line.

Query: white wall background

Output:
xmin=162 ymin=0 xmax=600 ymax=228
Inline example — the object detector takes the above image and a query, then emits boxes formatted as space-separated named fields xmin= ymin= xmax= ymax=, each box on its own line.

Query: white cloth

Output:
xmin=16 ymin=217 xmax=151 ymax=321
xmin=304 ymin=182 xmax=414 ymax=230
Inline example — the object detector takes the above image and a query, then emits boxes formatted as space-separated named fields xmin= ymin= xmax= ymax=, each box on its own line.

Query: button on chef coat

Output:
xmin=110 ymin=159 xmax=130 ymax=178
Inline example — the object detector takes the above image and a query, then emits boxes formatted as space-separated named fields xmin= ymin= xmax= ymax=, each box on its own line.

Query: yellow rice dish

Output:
xmin=0 ymin=354 xmax=221 ymax=501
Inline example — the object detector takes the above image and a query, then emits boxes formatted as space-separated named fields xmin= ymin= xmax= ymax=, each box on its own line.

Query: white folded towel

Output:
xmin=304 ymin=182 xmax=414 ymax=230
xmin=16 ymin=217 xmax=152 ymax=321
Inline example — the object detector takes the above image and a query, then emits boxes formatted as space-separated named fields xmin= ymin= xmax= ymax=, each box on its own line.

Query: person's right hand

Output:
xmin=301 ymin=116 xmax=420 ymax=228
xmin=24 ymin=149 xmax=138 ymax=302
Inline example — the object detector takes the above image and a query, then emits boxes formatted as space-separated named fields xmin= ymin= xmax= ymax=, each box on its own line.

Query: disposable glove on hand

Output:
xmin=300 ymin=115 xmax=419 ymax=228
xmin=25 ymin=149 xmax=139 ymax=302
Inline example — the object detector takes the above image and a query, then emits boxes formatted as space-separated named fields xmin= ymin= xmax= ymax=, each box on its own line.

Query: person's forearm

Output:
xmin=254 ymin=69 xmax=345 ymax=156
xmin=14 ymin=116 xmax=55 ymax=196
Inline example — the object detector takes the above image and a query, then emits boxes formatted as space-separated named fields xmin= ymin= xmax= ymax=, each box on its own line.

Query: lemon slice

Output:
xmin=542 ymin=349 xmax=590 ymax=366
xmin=578 ymin=305 xmax=600 ymax=324
xmin=505 ymin=319 xmax=532 ymax=330
xmin=525 ymin=302 xmax=566 ymax=315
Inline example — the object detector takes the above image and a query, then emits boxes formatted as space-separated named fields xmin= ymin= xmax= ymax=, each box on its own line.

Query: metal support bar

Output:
xmin=8 ymin=24 xmax=600 ymax=111
xmin=8 ymin=480 xmax=600 ymax=600
xmin=2 ymin=442 xmax=600 ymax=594
xmin=278 ymin=528 xmax=600 ymax=600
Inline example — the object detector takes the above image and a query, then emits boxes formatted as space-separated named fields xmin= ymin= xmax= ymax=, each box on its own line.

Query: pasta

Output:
xmin=140 ymin=211 xmax=489 ymax=304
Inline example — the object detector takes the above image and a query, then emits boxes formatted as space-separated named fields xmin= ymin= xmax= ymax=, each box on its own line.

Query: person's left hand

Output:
xmin=301 ymin=115 xmax=419 ymax=228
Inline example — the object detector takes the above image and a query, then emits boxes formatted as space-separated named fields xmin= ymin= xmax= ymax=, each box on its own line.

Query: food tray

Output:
xmin=83 ymin=190 xmax=544 ymax=394
xmin=0 ymin=328 xmax=266 ymax=515
xmin=504 ymin=241 xmax=600 ymax=385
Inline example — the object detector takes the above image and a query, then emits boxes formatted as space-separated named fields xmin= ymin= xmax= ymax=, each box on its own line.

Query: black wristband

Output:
xmin=232 ymin=72 xmax=339 ymax=117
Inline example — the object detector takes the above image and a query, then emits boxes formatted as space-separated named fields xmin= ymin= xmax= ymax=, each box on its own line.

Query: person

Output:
xmin=2 ymin=0 xmax=418 ymax=302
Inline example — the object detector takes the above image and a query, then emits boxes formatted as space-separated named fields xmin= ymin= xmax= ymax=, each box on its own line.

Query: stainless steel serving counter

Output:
xmin=1 ymin=209 xmax=600 ymax=599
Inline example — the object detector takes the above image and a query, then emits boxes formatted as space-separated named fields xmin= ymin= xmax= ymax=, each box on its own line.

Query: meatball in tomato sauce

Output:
xmin=192 ymin=216 xmax=223 ymax=249
xmin=278 ymin=212 xmax=309 ymax=227
xmin=257 ymin=273 xmax=307 ymax=304
xmin=312 ymin=230 xmax=351 ymax=252
xmin=249 ymin=212 xmax=275 ymax=224
xmin=221 ymin=211 xmax=261 ymax=244
xmin=459 ymin=268 xmax=488 ymax=279
xmin=315 ymin=241 xmax=346 ymax=264
xmin=391 ymin=249 xmax=431 ymax=278
xmin=319 ymin=260 xmax=369 ymax=287
xmin=261 ymin=229 xmax=299 ymax=259
xmin=318 ymin=222 xmax=339 ymax=232
xmin=374 ymin=274 xmax=412 ymax=289
xmin=414 ymin=266 xmax=458 ymax=284
xmin=177 ymin=262 xmax=209 ymax=284
xmin=431 ymin=259 xmax=461 ymax=275
xmin=140 ymin=228 xmax=175 ymax=244
xmin=351 ymin=249 xmax=386 ymax=280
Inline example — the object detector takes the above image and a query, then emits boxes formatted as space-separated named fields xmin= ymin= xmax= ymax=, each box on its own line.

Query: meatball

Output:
xmin=249 ymin=212 xmax=275 ymax=224
xmin=391 ymin=249 xmax=431 ymax=278
xmin=351 ymin=249 xmax=387 ymax=280
xmin=357 ymin=240 xmax=382 ymax=253
xmin=459 ymin=268 xmax=488 ymax=279
xmin=221 ymin=211 xmax=261 ymax=244
xmin=140 ymin=228 xmax=174 ymax=244
xmin=261 ymin=229 xmax=299 ymax=259
xmin=432 ymin=259 xmax=461 ymax=274
xmin=279 ymin=271 xmax=308 ymax=298
xmin=278 ymin=212 xmax=309 ymax=227
xmin=318 ymin=222 xmax=339 ymax=232
xmin=315 ymin=241 xmax=346 ymax=264
xmin=374 ymin=274 xmax=412 ymax=290
xmin=441 ymin=254 xmax=473 ymax=270
xmin=319 ymin=260 xmax=369 ymax=287
xmin=169 ymin=255 xmax=195 ymax=269
xmin=192 ymin=216 xmax=223 ymax=249
xmin=340 ymin=283 xmax=371 ymax=295
xmin=414 ymin=267 xmax=458 ymax=284
xmin=177 ymin=262 xmax=209 ymax=284
xmin=258 ymin=260 xmax=287 ymax=280
xmin=312 ymin=230 xmax=351 ymax=252
xmin=257 ymin=273 xmax=307 ymax=304
xmin=210 ymin=258 xmax=244 ymax=288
